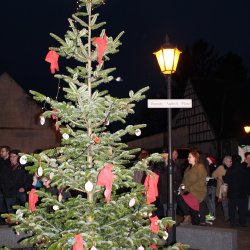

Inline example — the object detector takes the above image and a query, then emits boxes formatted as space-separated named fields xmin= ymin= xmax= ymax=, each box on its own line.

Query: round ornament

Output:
xmin=62 ymin=133 xmax=69 ymax=140
xmin=115 ymin=77 xmax=123 ymax=82
xmin=20 ymin=155 xmax=27 ymax=165
xmin=67 ymin=238 xmax=74 ymax=244
xmin=49 ymin=172 xmax=55 ymax=180
xmin=40 ymin=116 xmax=45 ymax=125
xmin=135 ymin=129 xmax=141 ymax=136
xmin=85 ymin=181 xmax=94 ymax=192
xmin=37 ymin=166 xmax=43 ymax=177
xmin=16 ymin=209 xmax=23 ymax=217
xmin=129 ymin=198 xmax=136 ymax=207
xmin=138 ymin=246 xmax=144 ymax=250
xmin=53 ymin=205 xmax=59 ymax=211
xmin=90 ymin=247 xmax=97 ymax=250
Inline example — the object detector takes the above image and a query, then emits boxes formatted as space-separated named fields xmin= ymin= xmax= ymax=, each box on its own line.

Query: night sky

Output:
xmin=1 ymin=0 xmax=250 ymax=136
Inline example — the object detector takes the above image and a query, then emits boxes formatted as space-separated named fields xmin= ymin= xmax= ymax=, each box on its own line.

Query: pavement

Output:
xmin=212 ymin=204 xmax=250 ymax=250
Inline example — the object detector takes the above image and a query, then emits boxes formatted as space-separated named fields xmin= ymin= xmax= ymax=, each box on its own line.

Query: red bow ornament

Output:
xmin=97 ymin=163 xmax=114 ymax=203
xmin=92 ymin=33 xmax=107 ymax=65
xmin=72 ymin=234 xmax=84 ymax=250
xmin=29 ymin=188 xmax=38 ymax=212
xmin=144 ymin=172 xmax=159 ymax=204
xmin=45 ymin=50 xmax=59 ymax=74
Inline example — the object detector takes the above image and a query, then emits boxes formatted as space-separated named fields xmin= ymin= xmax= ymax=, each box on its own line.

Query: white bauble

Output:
xmin=20 ymin=155 xmax=27 ymax=165
xmin=85 ymin=181 xmax=94 ymax=192
xmin=49 ymin=172 xmax=55 ymax=180
xmin=62 ymin=133 xmax=69 ymax=140
xmin=138 ymin=246 xmax=144 ymax=250
xmin=53 ymin=205 xmax=59 ymax=211
xmin=135 ymin=129 xmax=141 ymax=136
xmin=163 ymin=231 xmax=169 ymax=240
xmin=129 ymin=198 xmax=136 ymax=207
xmin=16 ymin=209 xmax=23 ymax=217
xmin=37 ymin=166 xmax=43 ymax=177
xmin=90 ymin=247 xmax=97 ymax=250
xmin=115 ymin=76 xmax=123 ymax=82
xmin=40 ymin=116 xmax=45 ymax=125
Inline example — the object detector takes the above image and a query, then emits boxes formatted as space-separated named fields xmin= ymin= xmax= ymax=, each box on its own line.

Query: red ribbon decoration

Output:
xmin=149 ymin=216 xmax=160 ymax=249
xmin=144 ymin=173 xmax=159 ymax=204
xmin=45 ymin=50 xmax=59 ymax=74
xmin=29 ymin=188 xmax=38 ymax=212
xmin=92 ymin=33 xmax=107 ymax=65
xmin=72 ymin=234 xmax=84 ymax=250
xmin=51 ymin=109 xmax=59 ymax=130
xmin=97 ymin=163 xmax=114 ymax=203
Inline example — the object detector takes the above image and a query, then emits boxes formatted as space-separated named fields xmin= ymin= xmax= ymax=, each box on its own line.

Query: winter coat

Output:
xmin=212 ymin=164 xmax=228 ymax=198
xmin=2 ymin=163 xmax=32 ymax=198
xmin=183 ymin=163 xmax=207 ymax=202
xmin=223 ymin=162 xmax=248 ymax=199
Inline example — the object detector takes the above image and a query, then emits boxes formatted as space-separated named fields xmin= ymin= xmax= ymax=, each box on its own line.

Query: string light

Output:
xmin=55 ymin=77 xmax=63 ymax=101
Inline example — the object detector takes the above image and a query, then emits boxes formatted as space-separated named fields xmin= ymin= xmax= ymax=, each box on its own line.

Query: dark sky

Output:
xmin=1 ymin=0 xmax=250 ymax=122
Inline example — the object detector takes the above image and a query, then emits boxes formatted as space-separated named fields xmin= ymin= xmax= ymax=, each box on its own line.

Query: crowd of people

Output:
xmin=0 ymin=145 xmax=250 ymax=229
xmin=135 ymin=148 xmax=250 ymax=228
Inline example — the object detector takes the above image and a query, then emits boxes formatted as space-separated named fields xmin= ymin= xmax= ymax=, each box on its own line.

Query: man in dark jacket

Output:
xmin=3 ymin=149 xmax=32 ymax=213
xmin=0 ymin=146 xmax=11 ymax=223
xmin=223 ymin=154 xmax=248 ymax=227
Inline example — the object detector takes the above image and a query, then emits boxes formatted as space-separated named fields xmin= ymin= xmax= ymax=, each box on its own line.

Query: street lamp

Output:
xmin=244 ymin=126 xmax=250 ymax=134
xmin=154 ymin=43 xmax=181 ymax=243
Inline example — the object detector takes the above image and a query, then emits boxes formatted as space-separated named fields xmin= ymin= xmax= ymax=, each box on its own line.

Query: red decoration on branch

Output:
xmin=93 ymin=135 xmax=100 ymax=143
xmin=149 ymin=216 xmax=160 ymax=249
xmin=52 ymin=109 xmax=59 ymax=130
xmin=97 ymin=163 xmax=114 ymax=203
xmin=29 ymin=188 xmax=38 ymax=212
xmin=73 ymin=234 xmax=84 ymax=250
xmin=92 ymin=33 xmax=107 ymax=65
xmin=144 ymin=173 xmax=159 ymax=204
xmin=45 ymin=50 xmax=59 ymax=74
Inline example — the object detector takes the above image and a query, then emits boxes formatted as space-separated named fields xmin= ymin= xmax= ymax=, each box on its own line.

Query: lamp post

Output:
xmin=154 ymin=43 xmax=181 ymax=243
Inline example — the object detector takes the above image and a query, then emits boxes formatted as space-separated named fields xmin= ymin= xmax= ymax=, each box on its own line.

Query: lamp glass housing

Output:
xmin=154 ymin=47 xmax=181 ymax=74
xmin=244 ymin=126 xmax=250 ymax=134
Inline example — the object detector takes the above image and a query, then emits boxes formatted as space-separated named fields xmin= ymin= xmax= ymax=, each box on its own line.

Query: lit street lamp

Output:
xmin=154 ymin=42 xmax=181 ymax=243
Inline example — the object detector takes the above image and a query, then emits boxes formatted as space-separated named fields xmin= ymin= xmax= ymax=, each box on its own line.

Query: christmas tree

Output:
xmin=3 ymin=1 xmax=188 ymax=249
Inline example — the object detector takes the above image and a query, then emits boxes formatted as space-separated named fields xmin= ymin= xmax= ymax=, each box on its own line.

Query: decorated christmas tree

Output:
xmin=3 ymin=1 xmax=188 ymax=249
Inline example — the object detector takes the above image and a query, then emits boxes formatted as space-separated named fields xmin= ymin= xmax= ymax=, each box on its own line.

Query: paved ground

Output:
xmin=212 ymin=205 xmax=250 ymax=250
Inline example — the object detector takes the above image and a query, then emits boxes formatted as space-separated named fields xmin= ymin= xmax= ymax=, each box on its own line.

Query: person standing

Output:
xmin=223 ymin=155 xmax=248 ymax=227
xmin=0 ymin=146 xmax=11 ymax=224
xmin=241 ymin=152 xmax=250 ymax=213
xmin=212 ymin=155 xmax=232 ymax=221
xmin=177 ymin=150 xmax=207 ymax=225
xmin=3 ymin=150 xmax=32 ymax=213
xmin=133 ymin=149 xmax=149 ymax=184
xmin=205 ymin=156 xmax=217 ymax=220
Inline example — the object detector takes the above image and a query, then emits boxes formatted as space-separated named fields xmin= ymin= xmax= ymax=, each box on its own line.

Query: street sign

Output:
xmin=147 ymin=99 xmax=192 ymax=108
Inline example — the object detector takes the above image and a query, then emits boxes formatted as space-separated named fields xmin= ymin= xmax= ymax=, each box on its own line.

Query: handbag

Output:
xmin=219 ymin=183 xmax=228 ymax=200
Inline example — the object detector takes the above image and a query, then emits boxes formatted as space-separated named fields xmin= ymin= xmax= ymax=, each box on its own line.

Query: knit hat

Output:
xmin=207 ymin=156 xmax=216 ymax=165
